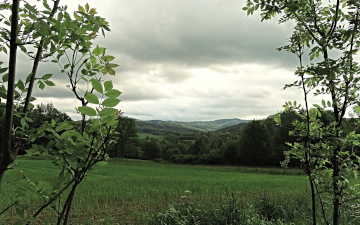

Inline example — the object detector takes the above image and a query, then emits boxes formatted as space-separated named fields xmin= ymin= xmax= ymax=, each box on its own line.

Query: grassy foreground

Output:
xmin=1 ymin=159 xmax=309 ymax=224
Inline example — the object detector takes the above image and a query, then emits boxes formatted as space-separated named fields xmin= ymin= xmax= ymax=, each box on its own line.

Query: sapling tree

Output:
xmin=0 ymin=0 xmax=64 ymax=183
xmin=0 ymin=0 xmax=93 ymax=213
xmin=27 ymin=44 xmax=120 ymax=224
xmin=276 ymin=28 xmax=322 ymax=225
xmin=23 ymin=4 xmax=119 ymax=224
xmin=0 ymin=1 xmax=120 ymax=224
xmin=0 ymin=0 xmax=110 ymax=177
xmin=243 ymin=0 xmax=360 ymax=224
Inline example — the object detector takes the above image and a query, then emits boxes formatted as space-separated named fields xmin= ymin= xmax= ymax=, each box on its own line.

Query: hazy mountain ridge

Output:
xmin=135 ymin=120 xmax=200 ymax=136
xmin=178 ymin=118 xmax=249 ymax=131
xmin=135 ymin=118 xmax=249 ymax=136
xmin=215 ymin=122 xmax=249 ymax=134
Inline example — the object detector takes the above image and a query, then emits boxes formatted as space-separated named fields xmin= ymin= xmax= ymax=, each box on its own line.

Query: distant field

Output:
xmin=1 ymin=159 xmax=309 ymax=225
xmin=137 ymin=132 xmax=164 ymax=140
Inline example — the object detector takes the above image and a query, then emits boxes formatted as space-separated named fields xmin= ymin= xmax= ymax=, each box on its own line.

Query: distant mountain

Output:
xmin=182 ymin=118 xmax=249 ymax=131
xmin=135 ymin=120 xmax=200 ymax=136
xmin=215 ymin=122 xmax=249 ymax=134
xmin=135 ymin=118 xmax=249 ymax=136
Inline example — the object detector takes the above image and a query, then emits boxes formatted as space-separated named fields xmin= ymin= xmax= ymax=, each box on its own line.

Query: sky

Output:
xmin=18 ymin=0 xmax=314 ymax=121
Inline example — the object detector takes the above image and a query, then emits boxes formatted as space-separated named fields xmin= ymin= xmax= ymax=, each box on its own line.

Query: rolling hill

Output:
xmin=135 ymin=118 xmax=249 ymax=136
xmin=135 ymin=120 xmax=200 ymax=136
xmin=181 ymin=118 xmax=249 ymax=131
xmin=215 ymin=122 xmax=249 ymax=134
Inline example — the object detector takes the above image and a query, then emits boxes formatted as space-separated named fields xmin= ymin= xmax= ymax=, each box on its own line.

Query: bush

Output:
xmin=148 ymin=193 xmax=294 ymax=225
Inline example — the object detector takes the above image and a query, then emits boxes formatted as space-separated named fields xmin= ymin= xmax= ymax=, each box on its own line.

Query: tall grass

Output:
xmin=148 ymin=193 xmax=298 ymax=225
xmin=1 ymin=158 xmax=312 ymax=224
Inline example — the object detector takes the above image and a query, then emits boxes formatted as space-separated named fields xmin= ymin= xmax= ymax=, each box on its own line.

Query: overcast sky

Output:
xmin=24 ymin=0 xmax=313 ymax=121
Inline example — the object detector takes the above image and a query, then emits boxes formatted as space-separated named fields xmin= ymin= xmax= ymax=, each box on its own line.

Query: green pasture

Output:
xmin=1 ymin=159 xmax=309 ymax=224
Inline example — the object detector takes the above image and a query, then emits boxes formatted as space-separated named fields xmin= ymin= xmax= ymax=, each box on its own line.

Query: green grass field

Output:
xmin=0 ymin=159 xmax=310 ymax=224
xmin=137 ymin=133 xmax=164 ymax=140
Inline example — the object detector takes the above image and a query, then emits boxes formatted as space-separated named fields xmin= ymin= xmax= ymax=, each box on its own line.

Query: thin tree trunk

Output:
xmin=332 ymin=148 xmax=341 ymax=225
xmin=22 ymin=41 xmax=44 ymax=112
xmin=331 ymin=9 xmax=359 ymax=225
xmin=23 ymin=0 xmax=60 ymax=113
xmin=309 ymin=176 xmax=317 ymax=225
xmin=322 ymin=44 xmax=341 ymax=225
xmin=57 ymin=181 xmax=78 ymax=225
xmin=62 ymin=190 xmax=76 ymax=225
xmin=0 ymin=0 xmax=20 ymax=181
xmin=297 ymin=44 xmax=318 ymax=225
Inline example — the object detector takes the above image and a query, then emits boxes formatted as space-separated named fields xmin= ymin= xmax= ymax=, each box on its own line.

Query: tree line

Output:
xmin=106 ymin=110 xmax=336 ymax=167
xmin=3 ymin=102 xmax=358 ymax=170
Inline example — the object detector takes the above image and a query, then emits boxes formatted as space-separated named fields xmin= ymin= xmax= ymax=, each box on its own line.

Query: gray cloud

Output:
xmin=96 ymin=0 xmax=296 ymax=68
xmin=33 ymin=85 xmax=73 ymax=99
xmin=121 ymin=86 xmax=168 ymax=102
xmin=2 ymin=0 xmax=314 ymax=121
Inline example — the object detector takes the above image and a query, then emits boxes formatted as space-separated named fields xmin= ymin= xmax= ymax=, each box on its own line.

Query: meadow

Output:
xmin=1 ymin=158 xmax=311 ymax=224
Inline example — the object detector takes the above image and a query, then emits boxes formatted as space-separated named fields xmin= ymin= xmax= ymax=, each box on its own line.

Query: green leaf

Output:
xmin=19 ymin=45 xmax=27 ymax=53
xmin=108 ymin=63 xmax=119 ymax=68
xmin=78 ymin=106 xmax=97 ymax=116
xmin=105 ymin=89 xmax=121 ymax=98
xmin=85 ymin=3 xmax=90 ymax=12
xmin=61 ymin=130 xmax=80 ymax=139
xmin=99 ymin=107 xmax=118 ymax=117
xmin=2 ymin=73 xmax=8 ymax=82
xmin=20 ymin=117 xmax=28 ymax=129
xmin=103 ymin=55 xmax=115 ymax=62
xmin=93 ymin=46 xmax=105 ymax=56
xmin=38 ymin=81 xmax=45 ymax=90
xmin=64 ymin=64 xmax=70 ymax=69
xmin=84 ymin=92 xmax=99 ymax=104
xmin=102 ymin=98 xmax=120 ymax=107
xmin=104 ymin=80 xmax=113 ymax=91
xmin=0 ymin=67 xmax=7 ymax=74
xmin=44 ymin=80 xmax=55 ymax=86
xmin=321 ymin=99 xmax=326 ymax=108
xmin=56 ymin=122 xmax=74 ymax=132
xmin=108 ymin=68 xmax=116 ymax=75
xmin=90 ymin=79 xmax=103 ymax=94
xmin=0 ymin=86 xmax=6 ymax=98
xmin=16 ymin=80 xmax=25 ymax=91
xmin=78 ymin=5 xmax=85 ymax=13
xmin=327 ymin=101 xmax=332 ymax=107
xmin=89 ymin=8 xmax=96 ymax=15
xmin=354 ymin=106 xmax=360 ymax=114
xmin=42 ymin=73 xmax=53 ymax=80
xmin=43 ymin=0 xmax=50 ymax=10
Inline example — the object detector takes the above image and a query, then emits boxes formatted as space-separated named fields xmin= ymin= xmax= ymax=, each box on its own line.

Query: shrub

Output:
xmin=148 ymin=193 xmax=294 ymax=225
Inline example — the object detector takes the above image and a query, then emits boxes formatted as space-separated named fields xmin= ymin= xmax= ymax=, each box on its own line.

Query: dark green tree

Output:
xmin=237 ymin=120 xmax=271 ymax=166
xmin=110 ymin=116 xmax=137 ymax=157
xmin=188 ymin=135 xmax=210 ymax=155
xmin=142 ymin=138 xmax=161 ymax=160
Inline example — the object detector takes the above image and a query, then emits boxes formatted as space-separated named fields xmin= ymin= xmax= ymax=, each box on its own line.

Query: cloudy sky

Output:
xmin=23 ymin=0 xmax=311 ymax=121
